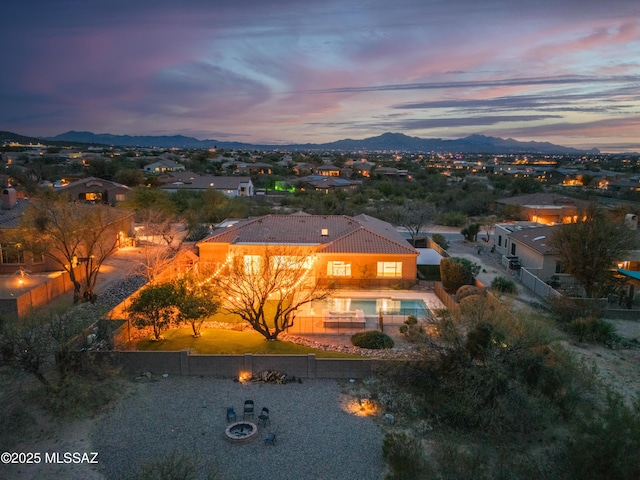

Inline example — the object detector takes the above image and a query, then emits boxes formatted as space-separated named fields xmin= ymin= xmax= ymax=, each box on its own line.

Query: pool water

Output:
xmin=313 ymin=298 xmax=428 ymax=316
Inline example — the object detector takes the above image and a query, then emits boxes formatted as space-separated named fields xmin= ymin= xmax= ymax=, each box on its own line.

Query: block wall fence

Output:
xmin=83 ymin=350 xmax=384 ymax=380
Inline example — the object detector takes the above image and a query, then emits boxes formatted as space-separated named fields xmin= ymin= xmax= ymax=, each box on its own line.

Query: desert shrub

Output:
xmin=386 ymin=297 xmax=589 ymax=434
xmin=124 ymin=451 xmax=219 ymax=480
xmin=36 ymin=373 xmax=124 ymax=417
xmin=439 ymin=211 xmax=467 ymax=227
xmin=456 ymin=284 xmax=482 ymax=302
xmin=432 ymin=442 xmax=489 ymax=480
xmin=461 ymin=223 xmax=480 ymax=242
xmin=491 ymin=276 xmax=517 ymax=295
xmin=431 ymin=233 xmax=449 ymax=250
xmin=548 ymin=295 xmax=602 ymax=322
xmin=382 ymin=432 xmax=432 ymax=480
xmin=399 ymin=315 xmax=426 ymax=342
xmin=440 ymin=257 xmax=480 ymax=292
xmin=351 ymin=331 xmax=394 ymax=349
xmin=568 ymin=317 xmax=619 ymax=345
xmin=566 ymin=394 xmax=640 ymax=480
xmin=184 ymin=224 xmax=210 ymax=242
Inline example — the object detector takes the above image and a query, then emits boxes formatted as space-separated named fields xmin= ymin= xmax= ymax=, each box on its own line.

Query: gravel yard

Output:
xmin=92 ymin=376 xmax=386 ymax=480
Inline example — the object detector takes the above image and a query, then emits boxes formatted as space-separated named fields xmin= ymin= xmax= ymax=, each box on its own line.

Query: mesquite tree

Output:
xmin=211 ymin=246 xmax=332 ymax=340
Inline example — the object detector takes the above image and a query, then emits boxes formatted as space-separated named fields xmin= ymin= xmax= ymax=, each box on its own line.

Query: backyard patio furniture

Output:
xmin=264 ymin=428 xmax=278 ymax=445
xmin=258 ymin=407 xmax=270 ymax=427
xmin=226 ymin=406 xmax=236 ymax=423
xmin=243 ymin=400 xmax=255 ymax=419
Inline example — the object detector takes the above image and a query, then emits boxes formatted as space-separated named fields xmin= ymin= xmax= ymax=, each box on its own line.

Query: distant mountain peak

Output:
xmin=31 ymin=130 xmax=602 ymax=154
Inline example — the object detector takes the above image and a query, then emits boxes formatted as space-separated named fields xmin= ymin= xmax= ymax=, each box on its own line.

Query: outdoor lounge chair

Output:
xmin=243 ymin=400 xmax=255 ymax=419
xmin=258 ymin=407 xmax=270 ymax=426
xmin=226 ymin=406 xmax=236 ymax=422
xmin=264 ymin=428 xmax=277 ymax=445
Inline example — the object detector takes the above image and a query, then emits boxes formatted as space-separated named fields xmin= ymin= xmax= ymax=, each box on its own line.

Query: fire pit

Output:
xmin=225 ymin=421 xmax=258 ymax=444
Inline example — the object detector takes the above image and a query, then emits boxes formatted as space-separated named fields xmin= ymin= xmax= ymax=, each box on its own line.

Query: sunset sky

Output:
xmin=2 ymin=0 xmax=640 ymax=151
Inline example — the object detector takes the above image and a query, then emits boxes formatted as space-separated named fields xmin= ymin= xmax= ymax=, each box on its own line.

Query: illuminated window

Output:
xmin=243 ymin=255 xmax=261 ymax=274
xmin=377 ymin=262 xmax=402 ymax=278
xmin=327 ymin=261 xmax=351 ymax=277
xmin=272 ymin=256 xmax=313 ymax=270
xmin=1 ymin=243 xmax=25 ymax=264
xmin=80 ymin=192 xmax=103 ymax=202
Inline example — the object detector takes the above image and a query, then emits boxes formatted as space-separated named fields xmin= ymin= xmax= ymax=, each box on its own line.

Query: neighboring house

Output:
xmin=297 ymin=175 xmax=361 ymax=193
xmin=372 ymin=167 xmax=408 ymax=178
xmin=498 ymin=224 xmax=563 ymax=280
xmin=236 ymin=162 xmax=272 ymax=175
xmin=496 ymin=193 xmax=590 ymax=225
xmin=196 ymin=213 xmax=418 ymax=287
xmin=0 ymin=189 xmax=57 ymax=274
xmin=56 ymin=177 xmax=131 ymax=204
xmin=143 ymin=159 xmax=186 ymax=174
xmin=158 ymin=171 xmax=253 ymax=197
xmin=316 ymin=165 xmax=342 ymax=177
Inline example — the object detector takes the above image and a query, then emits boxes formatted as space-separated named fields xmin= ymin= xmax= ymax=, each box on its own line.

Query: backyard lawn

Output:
xmin=136 ymin=327 xmax=362 ymax=358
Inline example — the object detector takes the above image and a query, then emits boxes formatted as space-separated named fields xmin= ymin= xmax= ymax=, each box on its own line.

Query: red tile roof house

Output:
xmin=196 ymin=213 xmax=418 ymax=290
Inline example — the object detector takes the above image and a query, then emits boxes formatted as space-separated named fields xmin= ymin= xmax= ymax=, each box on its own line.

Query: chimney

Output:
xmin=2 ymin=188 xmax=17 ymax=210
xmin=625 ymin=213 xmax=638 ymax=230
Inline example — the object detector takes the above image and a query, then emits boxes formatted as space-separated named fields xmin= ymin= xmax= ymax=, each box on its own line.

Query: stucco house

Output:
xmin=196 ymin=213 xmax=418 ymax=288
xmin=496 ymin=193 xmax=590 ymax=225
xmin=143 ymin=159 xmax=186 ymax=174
xmin=56 ymin=176 xmax=131 ymax=204
xmin=495 ymin=224 xmax=563 ymax=280
xmin=158 ymin=171 xmax=254 ymax=197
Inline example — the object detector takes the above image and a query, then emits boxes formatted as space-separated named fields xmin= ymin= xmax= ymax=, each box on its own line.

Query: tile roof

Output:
xmin=159 ymin=171 xmax=252 ymax=190
xmin=496 ymin=193 xmax=589 ymax=208
xmin=198 ymin=214 xmax=417 ymax=255
xmin=0 ymin=198 xmax=30 ymax=229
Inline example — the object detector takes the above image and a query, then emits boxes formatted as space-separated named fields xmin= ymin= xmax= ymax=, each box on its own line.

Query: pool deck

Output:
xmin=325 ymin=289 xmax=445 ymax=311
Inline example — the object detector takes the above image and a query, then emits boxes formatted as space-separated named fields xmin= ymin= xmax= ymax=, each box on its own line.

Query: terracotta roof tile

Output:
xmin=198 ymin=214 xmax=417 ymax=255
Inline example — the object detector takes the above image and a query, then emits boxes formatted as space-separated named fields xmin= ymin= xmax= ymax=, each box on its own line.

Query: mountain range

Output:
xmin=2 ymin=130 xmax=600 ymax=154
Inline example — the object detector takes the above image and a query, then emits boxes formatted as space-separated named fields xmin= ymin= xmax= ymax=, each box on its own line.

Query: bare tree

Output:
xmin=0 ymin=307 xmax=85 ymax=390
xmin=135 ymin=208 xmax=185 ymax=283
xmin=20 ymin=194 xmax=133 ymax=303
xmin=387 ymin=200 xmax=436 ymax=243
xmin=550 ymin=205 xmax=638 ymax=298
xmin=209 ymin=246 xmax=332 ymax=340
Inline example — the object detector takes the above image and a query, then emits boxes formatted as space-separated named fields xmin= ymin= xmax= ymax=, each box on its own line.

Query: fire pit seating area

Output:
xmin=225 ymin=400 xmax=275 ymax=445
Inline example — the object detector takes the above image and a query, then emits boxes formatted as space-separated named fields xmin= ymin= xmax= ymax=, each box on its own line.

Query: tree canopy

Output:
xmin=550 ymin=205 xmax=638 ymax=298
xmin=20 ymin=193 xmax=133 ymax=303
xmin=209 ymin=246 xmax=332 ymax=340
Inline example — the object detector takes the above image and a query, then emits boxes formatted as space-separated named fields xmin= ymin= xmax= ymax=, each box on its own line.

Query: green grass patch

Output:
xmin=137 ymin=327 xmax=362 ymax=358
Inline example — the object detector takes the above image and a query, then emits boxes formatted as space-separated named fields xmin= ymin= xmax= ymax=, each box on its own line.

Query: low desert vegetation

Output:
xmin=351 ymin=331 xmax=394 ymax=349
xmin=372 ymin=294 xmax=640 ymax=479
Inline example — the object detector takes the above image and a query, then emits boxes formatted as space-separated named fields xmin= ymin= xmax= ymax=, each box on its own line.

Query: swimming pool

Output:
xmin=312 ymin=297 xmax=429 ymax=316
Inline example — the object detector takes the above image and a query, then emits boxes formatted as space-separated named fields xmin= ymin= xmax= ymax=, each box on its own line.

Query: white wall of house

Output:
xmin=510 ymin=241 xmax=560 ymax=280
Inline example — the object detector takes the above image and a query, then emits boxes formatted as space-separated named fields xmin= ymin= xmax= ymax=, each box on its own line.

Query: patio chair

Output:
xmin=258 ymin=407 xmax=270 ymax=427
xmin=226 ymin=406 xmax=236 ymax=423
xmin=243 ymin=400 xmax=255 ymax=419
xmin=264 ymin=427 xmax=278 ymax=445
